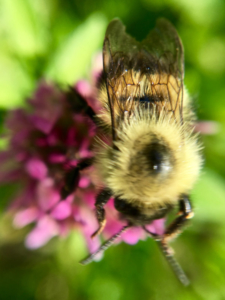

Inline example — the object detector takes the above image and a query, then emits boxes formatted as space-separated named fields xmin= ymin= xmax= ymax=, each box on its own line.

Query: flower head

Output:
xmin=0 ymin=81 xmax=99 ymax=250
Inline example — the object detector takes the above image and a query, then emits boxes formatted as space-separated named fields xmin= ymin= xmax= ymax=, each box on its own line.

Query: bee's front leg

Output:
xmin=61 ymin=158 xmax=93 ymax=199
xmin=91 ymin=188 xmax=112 ymax=238
xmin=66 ymin=87 xmax=97 ymax=124
xmin=162 ymin=195 xmax=193 ymax=242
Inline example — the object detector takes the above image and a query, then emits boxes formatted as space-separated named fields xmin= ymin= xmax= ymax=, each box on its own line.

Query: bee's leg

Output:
xmin=61 ymin=158 xmax=93 ymax=199
xmin=91 ymin=188 xmax=112 ymax=238
xmin=66 ymin=87 xmax=97 ymax=125
xmin=163 ymin=195 xmax=193 ymax=242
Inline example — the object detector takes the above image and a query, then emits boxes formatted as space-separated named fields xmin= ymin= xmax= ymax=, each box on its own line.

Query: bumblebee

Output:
xmin=64 ymin=19 xmax=202 ymax=285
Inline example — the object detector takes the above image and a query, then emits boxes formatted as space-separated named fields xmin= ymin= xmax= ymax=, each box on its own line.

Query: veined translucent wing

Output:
xmin=103 ymin=19 xmax=184 ymax=140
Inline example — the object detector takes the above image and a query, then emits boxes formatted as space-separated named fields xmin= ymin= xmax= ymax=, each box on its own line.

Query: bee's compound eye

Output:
xmin=149 ymin=148 xmax=164 ymax=172
xmin=144 ymin=142 xmax=172 ymax=175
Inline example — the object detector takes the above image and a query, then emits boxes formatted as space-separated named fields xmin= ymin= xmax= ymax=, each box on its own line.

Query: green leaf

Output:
xmin=0 ymin=0 xmax=48 ymax=56
xmin=192 ymin=168 xmax=225 ymax=222
xmin=0 ymin=54 xmax=34 ymax=109
xmin=45 ymin=13 xmax=107 ymax=84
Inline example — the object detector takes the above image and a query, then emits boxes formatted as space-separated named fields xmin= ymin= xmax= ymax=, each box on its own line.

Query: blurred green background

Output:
xmin=1 ymin=0 xmax=225 ymax=299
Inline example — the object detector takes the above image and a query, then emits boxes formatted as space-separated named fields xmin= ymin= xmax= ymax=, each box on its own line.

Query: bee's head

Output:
xmin=97 ymin=115 xmax=201 ymax=208
xmin=112 ymin=132 xmax=176 ymax=196
xmin=112 ymin=136 xmax=177 ymax=225
xmin=129 ymin=135 xmax=173 ymax=179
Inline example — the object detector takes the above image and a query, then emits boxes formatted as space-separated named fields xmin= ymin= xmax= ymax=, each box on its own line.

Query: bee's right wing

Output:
xmin=141 ymin=19 xmax=184 ymax=125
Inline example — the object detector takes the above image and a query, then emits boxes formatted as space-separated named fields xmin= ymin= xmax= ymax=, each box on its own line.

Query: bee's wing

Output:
xmin=103 ymin=19 xmax=141 ymax=140
xmin=141 ymin=18 xmax=183 ymax=82
xmin=103 ymin=19 xmax=140 ymax=76
xmin=103 ymin=19 xmax=184 ymax=140
xmin=141 ymin=19 xmax=184 ymax=122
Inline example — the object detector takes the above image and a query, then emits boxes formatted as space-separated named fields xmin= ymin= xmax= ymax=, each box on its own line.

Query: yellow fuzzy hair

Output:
xmin=95 ymin=87 xmax=202 ymax=209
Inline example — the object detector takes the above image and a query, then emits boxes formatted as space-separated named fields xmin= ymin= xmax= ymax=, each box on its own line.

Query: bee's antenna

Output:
xmin=80 ymin=224 xmax=130 ymax=265
xmin=157 ymin=239 xmax=190 ymax=286
xmin=143 ymin=226 xmax=190 ymax=286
